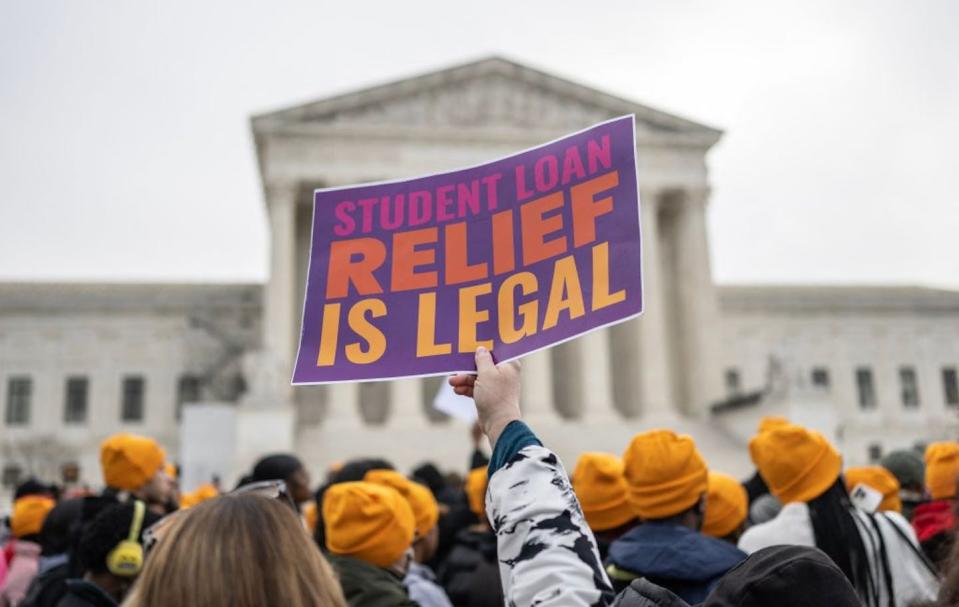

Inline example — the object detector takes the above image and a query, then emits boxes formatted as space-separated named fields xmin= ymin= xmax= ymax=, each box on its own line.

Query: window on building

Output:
xmin=175 ymin=375 xmax=202 ymax=420
xmin=899 ymin=366 xmax=920 ymax=409
xmin=811 ymin=367 xmax=831 ymax=390
xmin=5 ymin=376 xmax=32 ymax=426
xmin=855 ymin=367 xmax=877 ymax=410
xmin=724 ymin=368 xmax=741 ymax=397
xmin=868 ymin=443 xmax=883 ymax=463
xmin=64 ymin=376 xmax=89 ymax=424
xmin=944 ymin=367 xmax=959 ymax=407
xmin=121 ymin=376 xmax=145 ymax=422
xmin=1 ymin=464 xmax=22 ymax=489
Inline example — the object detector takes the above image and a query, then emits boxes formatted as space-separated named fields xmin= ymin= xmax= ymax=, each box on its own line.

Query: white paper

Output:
xmin=433 ymin=380 xmax=478 ymax=423
xmin=849 ymin=483 xmax=883 ymax=513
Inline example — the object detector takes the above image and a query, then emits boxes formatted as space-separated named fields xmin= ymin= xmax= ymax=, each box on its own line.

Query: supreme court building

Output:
xmin=3 ymin=57 xmax=958 ymax=494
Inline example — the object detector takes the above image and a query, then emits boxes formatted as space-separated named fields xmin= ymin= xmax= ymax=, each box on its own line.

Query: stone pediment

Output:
xmin=252 ymin=56 xmax=721 ymax=145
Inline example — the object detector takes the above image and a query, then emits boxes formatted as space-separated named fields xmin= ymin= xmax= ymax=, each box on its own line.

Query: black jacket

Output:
xmin=438 ymin=528 xmax=502 ymax=607
xmin=611 ymin=579 xmax=690 ymax=607
xmin=703 ymin=545 xmax=861 ymax=607
xmin=55 ymin=580 xmax=117 ymax=607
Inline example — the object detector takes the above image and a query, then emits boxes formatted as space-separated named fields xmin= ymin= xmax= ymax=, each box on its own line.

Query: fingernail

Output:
xmin=477 ymin=346 xmax=487 ymax=354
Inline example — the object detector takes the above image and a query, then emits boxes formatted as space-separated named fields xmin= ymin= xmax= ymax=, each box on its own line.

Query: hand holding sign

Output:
xmin=449 ymin=348 xmax=522 ymax=448
xmin=293 ymin=116 xmax=642 ymax=383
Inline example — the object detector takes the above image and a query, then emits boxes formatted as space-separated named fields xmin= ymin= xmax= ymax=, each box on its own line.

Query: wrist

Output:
xmin=484 ymin=412 xmax=521 ymax=448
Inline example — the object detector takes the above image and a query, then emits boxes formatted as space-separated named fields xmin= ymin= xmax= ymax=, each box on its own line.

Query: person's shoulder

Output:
xmin=738 ymin=504 xmax=811 ymax=553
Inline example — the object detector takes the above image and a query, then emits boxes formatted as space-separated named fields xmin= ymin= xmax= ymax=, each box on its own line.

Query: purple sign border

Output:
xmin=292 ymin=114 xmax=644 ymax=384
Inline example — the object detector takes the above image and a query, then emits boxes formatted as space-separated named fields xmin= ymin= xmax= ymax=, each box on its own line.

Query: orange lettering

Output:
xmin=326 ymin=238 xmax=386 ymax=299
xmin=445 ymin=222 xmax=488 ymax=285
xmin=571 ymin=171 xmax=618 ymax=248
xmin=391 ymin=228 xmax=438 ymax=292
xmin=521 ymin=192 xmax=567 ymax=266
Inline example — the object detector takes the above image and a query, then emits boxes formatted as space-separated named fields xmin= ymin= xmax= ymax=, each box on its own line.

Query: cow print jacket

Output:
xmin=485 ymin=445 xmax=616 ymax=607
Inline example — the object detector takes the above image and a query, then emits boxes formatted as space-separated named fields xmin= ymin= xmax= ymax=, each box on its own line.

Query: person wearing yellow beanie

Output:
xmin=571 ymin=453 xmax=637 ymax=559
xmin=606 ymin=430 xmax=746 ymax=603
xmin=702 ymin=472 xmax=749 ymax=542
xmin=363 ymin=470 xmax=451 ymax=607
xmin=100 ymin=433 xmax=174 ymax=514
xmin=844 ymin=466 xmax=902 ymax=513
xmin=465 ymin=467 xmax=488 ymax=521
xmin=323 ymin=481 xmax=417 ymax=606
xmin=179 ymin=482 xmax=220 ymax=509
xmin=911 ymin=442 xmax=959 ymax=568
xmin=437 ymin=465 xmax=500 ymax=606
xmin=1 ymin=495 xmax=56 ymax=605
xmin=10 ymin=494 xmax=55 ymax=539
xmin=739 ymin=423 xmax=939 ymax=605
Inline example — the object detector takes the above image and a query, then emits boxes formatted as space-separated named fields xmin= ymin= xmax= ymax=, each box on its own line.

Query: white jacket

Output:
xmin=738 ymin=502 xmax=938 ymax=607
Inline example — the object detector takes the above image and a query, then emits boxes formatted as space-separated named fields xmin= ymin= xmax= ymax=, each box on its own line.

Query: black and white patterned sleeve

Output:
xmin=486 ymin=445 xmax=615 ymax=607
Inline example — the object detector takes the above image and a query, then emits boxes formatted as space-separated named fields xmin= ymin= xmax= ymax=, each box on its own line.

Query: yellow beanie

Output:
xmin=11 ymin=495 xmax=56 ymax=538
xmin=100 ymin=433 xmax=166 ymax=491
xmin=180 ymin=483 xmax=219 ymax=509
xmin=163 ymin=462 xmax=178 ymax=479
xmin=701 ymin=472 xmax=748 ymax=538
xmin=757 ymin=416 xmax=790 ymax=434
xmin=323 ymin=481 xmax=415 ymax=568
xmin=571 ymin=453 xmax=635 ymax=531
xmin=844 ymin=466 xmax=901 ymax=512
xmin=466 ymin=467 xmax=488 ymax=520
xmin=623 ymin=430 xmax=709 ymax=519
xmin=303 ymin=501 xmax=318 ymax=533
xmin=750 ymin=424 xmax=841 ymax=504
xmin=925 ymin=442 xmax=959 ymax=500
xmin=364 ymin=469 xmax=439 ymax=537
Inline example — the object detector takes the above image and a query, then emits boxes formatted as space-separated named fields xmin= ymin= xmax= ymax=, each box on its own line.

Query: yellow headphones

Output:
xmin=106 ymin=500 xmax=145 ymax=577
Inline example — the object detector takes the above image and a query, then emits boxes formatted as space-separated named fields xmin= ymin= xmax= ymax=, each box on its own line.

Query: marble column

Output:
xmin=324 ymin=382 xmax=364 ymax=428
xmin=263 ymin=181 xmax=298 ymax=402
xmin=671 ymin=188 xmax=723 ymax=414
xmin=635 ymin=189 xmax=675 ymax=417
xmin=389 ymin=378 xmax=429 ymax=429
xmin=520 ymin=349 xmax=557 ymax=422
xmin=578 ymin=329 xmax=618 ymax=421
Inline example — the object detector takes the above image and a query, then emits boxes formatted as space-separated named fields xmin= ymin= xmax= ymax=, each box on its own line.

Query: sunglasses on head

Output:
xmin=143 ymin=479 xmax=296 ymax=553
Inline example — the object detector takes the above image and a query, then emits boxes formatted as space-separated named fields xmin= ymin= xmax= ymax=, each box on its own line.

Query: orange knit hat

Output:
xmin=925 ymin=441 xmax=959 ymax=500
xmin=571 ymin=453 xmax=635 ymax=531
xmin=100 ymin=433 xmax=165 ymax=491
xmin=749 ymin=424 xmax=841 ymax=504
xmin=11 ymin=495 xmax=56 ymax=538
xmin=466 ymin=467 xmax=488 ymax=520
xmin=180 ymin=483 xmax=219 ymax=509
xmin=701 ymin=472 xmax=748 ymax=538
xmin=365 ymin=469 xmax=439 ymax=537
xmin=623 ymin=430 xmax=709 ymax=519
xmin=757 ymin=416 xmax=790 ymax=434
xmin=323 ymin=481 xmax=415 ymax=568
xmin=303 ymin=501 xmax=319 ymax=533
xmin=844 ymin=466 xmax=901 ymax=512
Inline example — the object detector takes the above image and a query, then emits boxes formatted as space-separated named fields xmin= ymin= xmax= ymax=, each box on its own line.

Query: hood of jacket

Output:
xmin=608 ymin=523 xmax=746 ymax=583
xmin=703 ymin=545 xmax=860 ymax=607
xmin=327 ymin=553 xmax=415 ymax=607
xmin=612 ymin=578 xmax=692 ymax=607
xmin=912 ymin=499 xmax=955 ymax=542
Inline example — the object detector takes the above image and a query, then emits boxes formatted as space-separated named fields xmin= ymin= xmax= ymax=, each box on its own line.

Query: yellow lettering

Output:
xmin=345 ymin=299 xmax=387 ymax=364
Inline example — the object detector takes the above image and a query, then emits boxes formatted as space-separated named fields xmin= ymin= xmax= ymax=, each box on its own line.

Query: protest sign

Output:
xmin=292 ymin=115 xmax=643 ymax=384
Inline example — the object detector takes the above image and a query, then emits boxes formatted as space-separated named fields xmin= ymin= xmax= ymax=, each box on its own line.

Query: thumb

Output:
xmin=474 ymin=346 xmax=495 ymax=374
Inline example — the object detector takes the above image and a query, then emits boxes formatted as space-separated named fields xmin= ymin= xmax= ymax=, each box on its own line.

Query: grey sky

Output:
xmin=1 ymin=0 xmax=957 ymax=287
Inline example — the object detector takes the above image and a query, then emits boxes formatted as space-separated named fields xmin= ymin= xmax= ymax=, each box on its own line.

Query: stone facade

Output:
xmin=2 ymin=58 xmax=957 ymax=497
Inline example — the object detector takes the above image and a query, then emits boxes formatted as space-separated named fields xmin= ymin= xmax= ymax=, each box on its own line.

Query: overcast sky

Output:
xmin=1 ymin=0 xmax=957 ymax=288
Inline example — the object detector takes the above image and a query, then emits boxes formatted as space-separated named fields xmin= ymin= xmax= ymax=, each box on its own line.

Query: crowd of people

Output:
xmin=0 ymin=347 xmax=954 ymax=606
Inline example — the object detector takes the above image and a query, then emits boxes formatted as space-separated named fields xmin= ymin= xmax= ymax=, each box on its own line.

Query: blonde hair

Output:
xmin=124 ymin=494 xmax=346 ymax=607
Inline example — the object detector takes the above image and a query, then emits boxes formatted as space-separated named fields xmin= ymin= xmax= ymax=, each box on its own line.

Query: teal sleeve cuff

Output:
xmin=488 ymin=420 xmax=542 ymax=476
